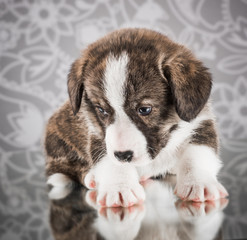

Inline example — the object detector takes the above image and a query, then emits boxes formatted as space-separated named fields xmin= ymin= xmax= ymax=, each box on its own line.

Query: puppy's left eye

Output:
xmin=138 ymin=106 xmax=152 ymax=116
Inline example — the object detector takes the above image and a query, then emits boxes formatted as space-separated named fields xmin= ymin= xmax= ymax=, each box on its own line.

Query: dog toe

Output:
xmin=105 ymin=192 xmax=122 ymax=207
xmin=176 ymin=179 xmax=228 ymax=202
xmin=84 ymin=172 xmax=96 ymax=189
xmin=96 ymin=183 xmax=145 ymax=208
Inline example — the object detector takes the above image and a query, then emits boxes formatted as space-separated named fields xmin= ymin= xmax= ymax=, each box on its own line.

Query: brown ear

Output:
xmin=162 ymin=48 xmax=212 ymax=122
xmin=67 ymin=58 xmax=87 ymax=115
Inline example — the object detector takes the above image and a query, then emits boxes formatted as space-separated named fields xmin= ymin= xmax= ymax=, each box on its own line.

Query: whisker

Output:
xmin=94 ymin=152 xmax=106 ymax=162
xmin=91 ymin=147 xmax=105 ymax=159
xmin=91 ymin=148 xmax=106 ymax=162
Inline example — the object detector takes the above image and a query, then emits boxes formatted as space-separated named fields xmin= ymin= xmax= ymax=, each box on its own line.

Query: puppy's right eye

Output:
xmin=96 ymin=106 xmax=108 ymax=116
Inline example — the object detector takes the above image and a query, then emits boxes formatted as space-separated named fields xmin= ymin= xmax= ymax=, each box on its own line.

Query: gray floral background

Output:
xmin=0 ymin=0 xmax=247 ymax=240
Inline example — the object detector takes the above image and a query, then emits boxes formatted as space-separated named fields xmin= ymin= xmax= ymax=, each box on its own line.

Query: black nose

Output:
xmin=114 ymin=151 xmax=133 ymax=162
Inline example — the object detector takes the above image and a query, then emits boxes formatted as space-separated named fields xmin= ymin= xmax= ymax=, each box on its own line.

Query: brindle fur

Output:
xmin=44 ymin=28 xmax=216 ymax=184
xmin=190 ymin=120 xmax=219 ymax=152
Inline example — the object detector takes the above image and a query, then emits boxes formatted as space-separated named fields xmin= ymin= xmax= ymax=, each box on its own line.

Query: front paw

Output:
xmin=84 ymin=160 xmax=145 ymax=207
xmin=174 ymin=177 xmax=228 ymax=202
xmin=96 ymin=182 xmax=145 ymax=207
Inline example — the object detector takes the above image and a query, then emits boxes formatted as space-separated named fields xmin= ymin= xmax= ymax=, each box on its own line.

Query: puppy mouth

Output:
xmin=109 ymin=152 xmax=151 ymax=166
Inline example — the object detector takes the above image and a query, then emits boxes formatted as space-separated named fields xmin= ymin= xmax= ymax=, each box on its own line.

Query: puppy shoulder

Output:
xmin=189 ymin=104 xmax=219 ymax=153
xmin=166 ymin=102 xmax=217 ymax=153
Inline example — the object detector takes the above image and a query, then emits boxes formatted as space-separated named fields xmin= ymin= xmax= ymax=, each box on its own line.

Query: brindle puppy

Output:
xmin=44 ymin=28 xmax=228 ymax=207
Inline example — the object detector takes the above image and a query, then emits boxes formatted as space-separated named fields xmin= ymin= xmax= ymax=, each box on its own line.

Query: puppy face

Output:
xmin=67 ymin=29 xmax=212 ymax=165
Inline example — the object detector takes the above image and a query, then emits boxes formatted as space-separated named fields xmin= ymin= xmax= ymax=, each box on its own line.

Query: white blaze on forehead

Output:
xmin=104 ymin=52 xmax=129 ymax=110
xmin=103 ymin=52 xmax=150 ymax=165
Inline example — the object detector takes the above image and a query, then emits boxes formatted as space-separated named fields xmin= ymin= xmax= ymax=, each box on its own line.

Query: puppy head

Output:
xmin=67 ymin=28 xmax=212 ymax=165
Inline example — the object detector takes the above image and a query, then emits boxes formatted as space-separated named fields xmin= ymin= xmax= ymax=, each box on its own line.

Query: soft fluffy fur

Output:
xmin=44 ymin=28 xmax=228 ymax=207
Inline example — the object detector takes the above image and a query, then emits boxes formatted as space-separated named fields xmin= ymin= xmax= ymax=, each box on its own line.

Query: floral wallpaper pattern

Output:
xmin=0 ymin=0 xmax=247 ymax=239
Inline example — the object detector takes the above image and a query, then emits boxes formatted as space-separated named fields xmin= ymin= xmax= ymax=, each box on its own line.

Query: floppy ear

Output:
xmin=161 ymin=48 xmax=212 ymax=122
xmin=67 ymin=58 xmax=87 ymax=115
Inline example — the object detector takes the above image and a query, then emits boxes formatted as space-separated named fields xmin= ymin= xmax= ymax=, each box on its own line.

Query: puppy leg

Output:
xmin=84 ymin=156 xmax=145 ymax=207
xmin=175 ymin=145 xmax=228 ymax=202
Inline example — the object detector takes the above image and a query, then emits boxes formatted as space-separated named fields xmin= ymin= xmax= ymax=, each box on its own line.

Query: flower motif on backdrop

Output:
xmin=213 ymin=76 xmax=247 ymax=139
xmin=11 ymin=0 xmax=77 ymax=46
xmin=0 ymin=21 xmax=19 ymax=53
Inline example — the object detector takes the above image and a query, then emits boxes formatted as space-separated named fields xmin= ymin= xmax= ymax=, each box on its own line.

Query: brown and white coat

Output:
xmin=44 ymin=28 xmax=228 ymax=207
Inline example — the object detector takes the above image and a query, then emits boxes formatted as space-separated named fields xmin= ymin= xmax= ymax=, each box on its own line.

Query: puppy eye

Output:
xmin=138 ymin=106 xmax=152 ymax=116
xmin=96 ymin=106 xmax=108 ymax=116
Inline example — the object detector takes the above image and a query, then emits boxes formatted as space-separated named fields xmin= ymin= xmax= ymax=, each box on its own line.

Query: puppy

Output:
xmin=44 ymin=28 xmax=228 ymax=207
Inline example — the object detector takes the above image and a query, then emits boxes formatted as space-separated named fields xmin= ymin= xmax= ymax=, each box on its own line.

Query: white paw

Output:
xmin=84 ymin=171 xmax=96 ymax=189
xmin=47 ymin=173 xmax=72 ymax=187
xmin=97 ymin=182 xmax=145 ymax=207
xmin=85 ymin=177 xmax=145 ymax=207
xmin=84 ymin=157 xmax=145 ymax=207
xmin=47 ymin=173 xmax=73 ymax=200
xmin=174 ymin=176 xmax=228 ymax=202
